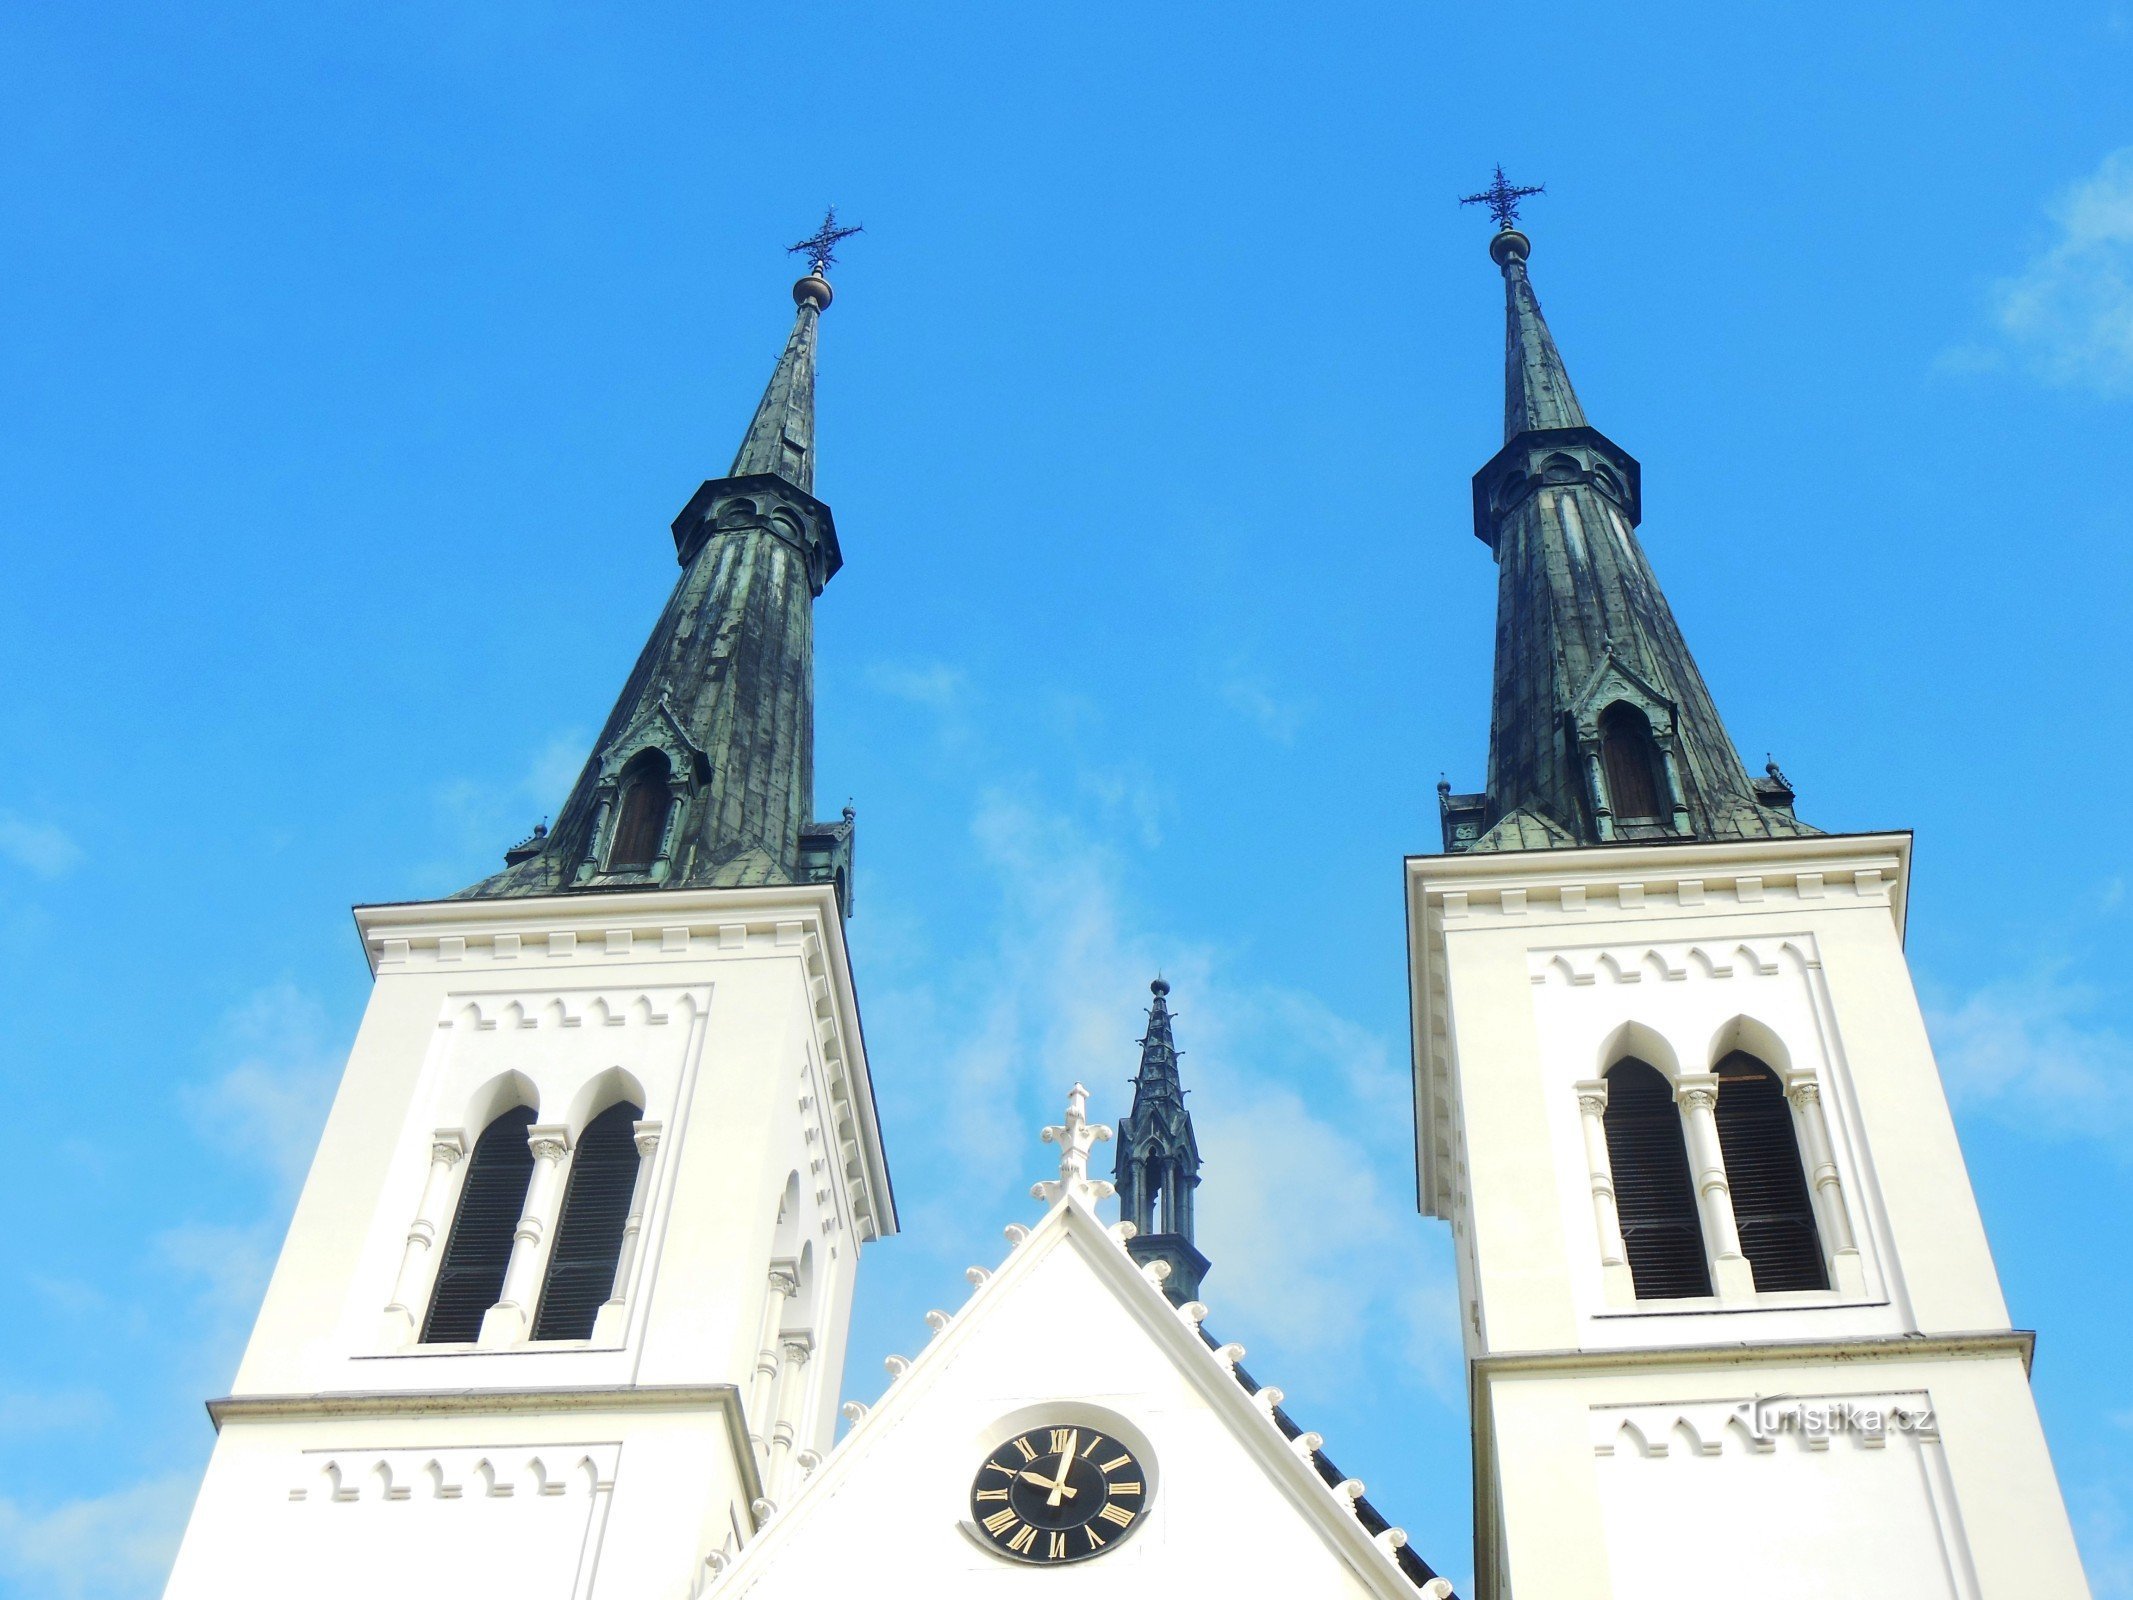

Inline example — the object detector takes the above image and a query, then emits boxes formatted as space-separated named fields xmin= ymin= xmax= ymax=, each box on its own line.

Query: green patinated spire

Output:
xmin=460 ymin=268 xmax=855 ymax=906
xmin=1113 ymin=979 xmax=1208 ymax=1306
xmin=1502 ymin=241 xmax=1588 ymax=438
xmin=728 ymin=290 xmax=821 ymax=494
xmin=1440 ymin=222 xmax=1815 ymax=855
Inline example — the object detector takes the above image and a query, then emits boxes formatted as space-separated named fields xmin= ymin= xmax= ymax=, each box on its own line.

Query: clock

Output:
xmin=968 ymin=1424 xmax=1149 ymax=1564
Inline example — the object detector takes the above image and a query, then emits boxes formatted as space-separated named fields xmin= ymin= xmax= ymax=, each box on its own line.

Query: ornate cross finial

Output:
xmin=1033 ymin=1083 xmax=1114 ymax=1205
xmin=787 ymin=206 xmax=865 ymax=277
xmin=1460 ymin=165 xmax=1546 ymax=231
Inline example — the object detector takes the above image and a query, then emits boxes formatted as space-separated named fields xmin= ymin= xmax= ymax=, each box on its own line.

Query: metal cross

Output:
xmin=1460 ymin=165 xmax=1546 ymax=231
xmin=787 ymin=206 xmax=865 ymax=277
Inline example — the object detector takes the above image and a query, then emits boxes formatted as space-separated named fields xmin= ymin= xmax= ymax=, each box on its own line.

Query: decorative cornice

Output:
xmin=1472 ymin=1328 xmax=2034 ymax=1378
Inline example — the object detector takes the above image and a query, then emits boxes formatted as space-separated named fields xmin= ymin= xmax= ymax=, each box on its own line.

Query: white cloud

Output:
xmin=0 ymin=1471 xmax=197 ymax=1600
xmin=1972 ymin=149 xmax=2133 ymax=395
xmin=1927 ymin=968 xmax=2133 ymax=1147
xmin=869 ymin=660 xmax=970 ymax=713
xmin=182 ymin=983 xmax=346 ymax=1195
xmin=1218 ymin=660 xmax=1308 ymax=745
xmin=0 ymin=811 xmax=84 ymax=879
xmin=0 ymin=1389 xmax=109 ymax=1434
xmin=869 ymin=782 xmax=1461 ymax=1405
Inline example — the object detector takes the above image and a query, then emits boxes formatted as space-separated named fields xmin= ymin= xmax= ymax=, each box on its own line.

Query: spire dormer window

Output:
xmin=1598 ymin=702 xmax=1665 ymax=824
xmin=606 ymin=751 xmax=673 ymax=873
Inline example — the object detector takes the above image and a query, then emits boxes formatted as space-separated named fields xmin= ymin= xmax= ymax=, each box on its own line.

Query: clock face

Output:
xmin=969 ymin=1425 xmax=1149 ymax=1564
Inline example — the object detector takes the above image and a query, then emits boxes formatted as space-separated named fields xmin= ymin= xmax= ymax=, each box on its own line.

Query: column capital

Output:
xmin=632 ymin=1118 xmax=665 ymax=1158
xmin=1783 ymin=1072 xmax=1822 ymax=1108
xmin=528 ymin=1123 xmax=572 ymax=1163
xmin=779 ymin=1330 xmax=816 ymax=1366
xmin=1573 ymin=1078 xmax=1609 ymax=1116
xmin=1674 ymin=1072 xmax=1721 ymax=1113
xmin=430 ymin=1129 xmax=469 ymax=1167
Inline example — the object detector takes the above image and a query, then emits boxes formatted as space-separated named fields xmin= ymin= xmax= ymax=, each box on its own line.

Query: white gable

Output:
xmin=704 ymin=1192 xmax=1437 ymax=1600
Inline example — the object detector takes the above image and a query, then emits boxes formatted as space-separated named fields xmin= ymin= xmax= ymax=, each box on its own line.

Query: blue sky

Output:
xmin=3 ymin=3 xmax=2131 ymax=1594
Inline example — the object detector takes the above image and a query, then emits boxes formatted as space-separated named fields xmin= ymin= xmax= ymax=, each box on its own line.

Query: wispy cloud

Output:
xmin=0 ymin=1390 xmax=110 ymax=1435
xmin=869 ymin=660 xmax=970 ymax=713
xmin=0 ymin=811 xmax=84 ymax=879
xmin=181 ymin=983 xmax=347 ymax=1196
xmin=1927 ymin=967 xmax=2133 ymax=1149
xmin=869 ymin=781 xmax=1460 ymax=1402
xmin=1955 ymin=148 xmax=2133 ymax=396
xmin=1218 ymin=658 xmax=1309 ymax=745
xmin=0 ymin=1472 xmax=198 ymax=1600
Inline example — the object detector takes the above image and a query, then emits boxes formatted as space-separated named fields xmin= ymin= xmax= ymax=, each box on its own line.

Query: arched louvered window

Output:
xmin=1602 ymin=1060 xmax=1711 ymax=1299
xmin=422 ymin=1105 xmax=537 ymax=1344
xmin=1714 ymin=1052 xmax=1827 ymax=1291
xmin=532 ymin=1101 xmax=644 ymax=1341
xmin=1598 ymin=703 xmax=1665 ymax=823
xmin=607 ymin=752 xmax=672 ymax=872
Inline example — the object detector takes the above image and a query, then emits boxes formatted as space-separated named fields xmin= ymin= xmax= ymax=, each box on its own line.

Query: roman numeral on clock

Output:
xmin=1012 ymin=1436 xmax=1038 ymax=1463
xmin=975 ymin=1488 xmax=1009 ymax=1503
xmin=1046 ymin=1531 xmax=1068 ymax=1559
xmin=1098 ymin=1502 xmax=1135 ymax=1528
xmin=1006 ymin=1524 xmax=1038 ymax=1555
xmin=981 ymin=1509 xmax=1018 ymax=1536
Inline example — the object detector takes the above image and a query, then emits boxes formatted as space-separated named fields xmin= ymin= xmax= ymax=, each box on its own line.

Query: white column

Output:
xmin=746 ymin=1264 xmax=799 ymax=1467
xmin=1675 ymin=1074 xmax=1754 ymax=1299
xmin=767 ymin=1332 xmax=815 ymax=1500
xmin=379 ymin=1130 xmax=466 ymax=1346
xmin=1786 ymin=1074 xmax=1867 ymax=1295
xmin=1572 ymin=1082 xmax=1635 ymax=1305
xmin=590 ymin=1120 xmax=663 ymax=1344
xmin=479 ymin=1123 xmax=572 ymax=1346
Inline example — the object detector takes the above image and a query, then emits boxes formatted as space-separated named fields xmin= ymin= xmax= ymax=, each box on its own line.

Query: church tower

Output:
xmin=1113 ymin=978 xmax=1209 ymax=1305
xmin=1406 ymin=203 xmax=2091 ymax=1598
xmin=164 ymin=242 xmax=895 ymax=1600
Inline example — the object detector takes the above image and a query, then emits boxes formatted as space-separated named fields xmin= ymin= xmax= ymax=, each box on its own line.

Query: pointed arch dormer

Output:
xmin=574 ymin=696 xmax=709 ymax=886
xmin=1566 ymin=649 xmax=1691 ymax=841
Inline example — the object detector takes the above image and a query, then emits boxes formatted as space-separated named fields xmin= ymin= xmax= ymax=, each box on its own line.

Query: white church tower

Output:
xmin=165 ymin=230 xmax=895 ymax=1600
xmin=1410 ymin=191 xmax=2092 ymax=1599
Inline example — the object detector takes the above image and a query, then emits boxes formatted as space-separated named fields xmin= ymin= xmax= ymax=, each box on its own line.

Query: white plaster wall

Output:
xmin=722 ymin=1212 xmax=1409 ymax=1600
xmin=164 ymin=1407 xmax=748 ymax=1600
xmin=1407 ymin=837 xmax=2089 ymax=1599
xmin=170 ymin=885 xmax=888 ymax=1597
xmin=1486 ymin=1351 xmax=2090 ymax=1599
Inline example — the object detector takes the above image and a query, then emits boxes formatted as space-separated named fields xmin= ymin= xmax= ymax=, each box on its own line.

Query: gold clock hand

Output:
xmin=1019 ymin=1468 xmax=1077 ymax=1499
xmin=1047 ymin=1431 xmax=1079 ymax=1509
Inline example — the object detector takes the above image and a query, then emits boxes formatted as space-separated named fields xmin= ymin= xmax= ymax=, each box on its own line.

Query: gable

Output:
xmin=707 ymin=1199 xmax=1441 ymax=1599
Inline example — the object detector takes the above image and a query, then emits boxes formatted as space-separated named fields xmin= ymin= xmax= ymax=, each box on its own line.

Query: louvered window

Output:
xmin=532 ymin=1102 xmax=644 ymax=1341
xmin=421 ymin=1105 xmax=537 ymax=1344
xmin=1598 ymin=703 xmax=1665 ymax=823
xmin=607 ymin=752 xmax=672 ymax=871
xmin=1714 ymin=1052 xmax=1827 ymax=1291
xmin=1602 ymin=1060 xmax=1711 ymax=1299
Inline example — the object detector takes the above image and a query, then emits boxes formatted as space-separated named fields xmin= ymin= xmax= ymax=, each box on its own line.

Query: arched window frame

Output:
xmin=1566 ymin=652 xmax=1691 ymax=840
xmin=1597 ymin=1057 xmax=1712 ymax=1301
xmin=1712 ymin=1050 xmax=1828 ymax=1292
xmin=604 ymin=750 xmax=674 ymax=874
xmin=532 ymin=1098 xmax=648 ymax=1342
xmin=420 ymin=1103 xmax=539 ymax=1345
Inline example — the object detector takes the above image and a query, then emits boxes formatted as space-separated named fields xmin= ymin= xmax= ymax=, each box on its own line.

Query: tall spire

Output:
xmin=1439 ymin=211 xmax=1815 ymax=855
xmin=1499 ymin=230 xmax=1588 ymax=438
xmin=460 ymin=247 xmax=858 ymax=905
xmin=727 ymin=278 xmax=825 ymax=493
xmin=1113 ymin=979 xmax=1208 ymax=1306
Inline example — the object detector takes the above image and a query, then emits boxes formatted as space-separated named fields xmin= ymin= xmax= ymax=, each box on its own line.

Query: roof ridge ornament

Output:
xmin=1032 ymin=1083 xmax=1115 ymax=1206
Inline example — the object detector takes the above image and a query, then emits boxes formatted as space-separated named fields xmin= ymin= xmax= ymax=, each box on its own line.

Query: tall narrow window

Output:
xmin=1602 ymin=1060 xmax=1711 ymax=1299
xmin=1714 ymin=1052 xmax=1827 ymax=1291
xmin=533 ymin=1101 xmax=645 ymax=1341
xmin=607 ymin=752 xmax=672 ymax=871
xmin=1598 ymin=703 xmax=1665 ymax=823
xmin=422 ymin=1105 xmax=537 ymax=1344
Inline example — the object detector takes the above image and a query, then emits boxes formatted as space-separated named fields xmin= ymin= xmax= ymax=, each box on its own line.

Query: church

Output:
xmin=158 ymin=194 xmax=2094 ymax=1598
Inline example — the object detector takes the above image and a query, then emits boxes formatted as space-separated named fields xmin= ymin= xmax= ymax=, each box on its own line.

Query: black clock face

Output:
xmin=969 ymin=1425 xmax=1149 ymax=1564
